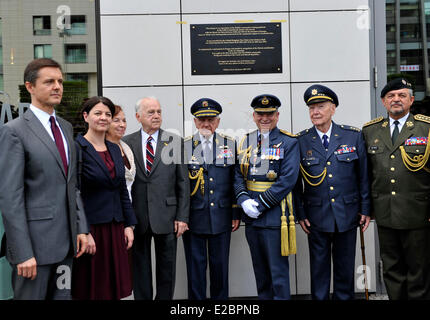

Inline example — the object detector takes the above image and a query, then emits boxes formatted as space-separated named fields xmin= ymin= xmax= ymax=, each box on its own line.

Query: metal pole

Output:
xmin=396 ymin=0 xmax=401 ymax=73
xmin=420 ymin=0 xmax=429 ymax=96
xmin=360 ymin=227 xmax=369 ymax=300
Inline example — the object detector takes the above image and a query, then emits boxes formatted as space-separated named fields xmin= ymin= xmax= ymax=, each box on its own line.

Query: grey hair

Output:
xmin=135 ymin=96 xmax=159 ymax=115
xmin=408 ymin=89 xmax=414 ymax=97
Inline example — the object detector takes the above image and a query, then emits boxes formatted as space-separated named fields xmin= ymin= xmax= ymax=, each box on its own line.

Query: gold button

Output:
xmin=391 ymin=179 xmax=395 ymax=184
xmin=327 ymin=161 xmax=331 ymax=166
xmin=210 ymin=202 xmax=214 ymax=206
xmin=328 ymin=174 xmax=333 ymax=178
xmin=390 ymin=167 xmax=395 ymax=172
xmin=331 ymin=199 xmax=335 ymax=203
xmin=391 ymin=155 xmax=395 ymax=159
xmin=330 ymin=186 xmax=334 ymax=190
xmin=209 ymin=177 xmax=213 ymax=181
xmin=210 ymin=190 xmax=214 ymax=194
xmin=391 ymin=191 xmax=396 ymax=196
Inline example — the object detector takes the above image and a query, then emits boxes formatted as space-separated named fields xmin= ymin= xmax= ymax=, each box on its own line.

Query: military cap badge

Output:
xmin=262 ymin=97 xmax=269 ymax=105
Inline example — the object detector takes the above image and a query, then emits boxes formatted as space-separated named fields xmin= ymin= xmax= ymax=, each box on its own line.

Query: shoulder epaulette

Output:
xmin=363 ymin=116 xmax=384 ymax=127
xmin=184 ymin=135 xmax=192 ymax=141
xmin=218 ymin=132 xmax=235 ymax=141
xmin=280 ymin=129 xmax=297 ymax=138
xmin=414 ymin=114 xmax=430 ymax=124
xmin=297 ymin=128 xmax=311 ymax=137
xmin=340 ymin=124 xmax=361 ymax=132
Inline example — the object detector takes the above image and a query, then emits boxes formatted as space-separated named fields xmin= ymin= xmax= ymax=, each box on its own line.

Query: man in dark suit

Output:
xmin=362 ymin=78 xmax=430 ymax=299
xmin=183 ymin=98 xmax=240 ymax=300
xmin=123 ymin=97 xmax=190 ymax=300
xmin=234 ymin=94 xmax=300 ymax=300
xmin=0 ymin=58 xmax=88 ymax=300
xmin=295 ymin=84 xmax=370 ymax=300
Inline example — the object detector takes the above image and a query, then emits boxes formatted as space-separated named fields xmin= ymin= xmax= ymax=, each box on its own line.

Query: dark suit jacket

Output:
xmin=75 ymin=135 xmax=137 ymax=227
xmin=0 ymin=109 xmax=88 ymax=265
xmin=295 ymin=123 xmax=370 ymax=233
xmin=123 ymin=128 xmax=190 ymax=235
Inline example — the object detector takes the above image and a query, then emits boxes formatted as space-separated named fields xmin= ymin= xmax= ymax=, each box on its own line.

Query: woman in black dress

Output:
xmin=72 ymin=96 xmax=137 ymax=300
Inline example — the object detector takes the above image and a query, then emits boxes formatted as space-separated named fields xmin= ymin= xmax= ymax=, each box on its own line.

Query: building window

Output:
xmin=33 ymin=16 xmax=51 ymax=36
xmin=34 ymin=44 xmax=52 ymax=59
xmin=65 ymin=15 xmax=86 ymax=35
xmin=65 ymin=44 xmax=87 ymax=63
xmin=66 ymin=73 xmax=88 ymax=82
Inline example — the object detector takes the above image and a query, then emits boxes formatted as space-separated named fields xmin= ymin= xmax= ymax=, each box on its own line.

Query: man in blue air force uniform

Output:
xmin=234 ymin=94 xmax=300 ymax=300
xmin=295 ymin=84 xmax=370 ymax=300
xmin=183 ymin=98 xmax=240 ymax=300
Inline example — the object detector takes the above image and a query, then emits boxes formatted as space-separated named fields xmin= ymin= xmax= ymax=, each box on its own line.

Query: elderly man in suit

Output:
xmin=0 ymin=58 xmax=88 ymax=300
xmin=123 ymin=97 xmax=190 ymax=300
xmin=295 ymin=84 xmax=370 ymax=300
xmin=362 ymin=78 xmax=430 ymax=299
xmin=183 ymin=98 xmax=240 ymax=300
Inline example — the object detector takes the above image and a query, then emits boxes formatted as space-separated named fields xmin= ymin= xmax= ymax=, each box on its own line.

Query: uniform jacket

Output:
xmin=123 ymin=128 xmax=190 ymax=235
xmin=234 ymin=127 xmax=300 ymax=227
xmin=185 ymin=132 xmax=240 ymax=234
xmin=295 ymin=122 xmax=370 ymax=233
xmin=75 ymin=135 xmax=137 ymax=227
xmin=0 ymin=109 xmax=88 ymax=265
xmin=362 ymin=113 xmax=430 ymax=229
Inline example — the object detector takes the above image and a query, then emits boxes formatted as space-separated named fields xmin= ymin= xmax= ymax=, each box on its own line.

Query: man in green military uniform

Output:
xmin=362 ymin=78 xmax=430 ymax=300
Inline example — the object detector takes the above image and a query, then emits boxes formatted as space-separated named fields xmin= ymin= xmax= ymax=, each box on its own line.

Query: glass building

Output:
xmin=386 ymin=0 xmax=430 ymax=100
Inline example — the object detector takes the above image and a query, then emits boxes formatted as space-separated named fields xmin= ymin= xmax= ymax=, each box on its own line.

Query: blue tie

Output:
xmin=322 ymin=134 xmax=329 ymax=149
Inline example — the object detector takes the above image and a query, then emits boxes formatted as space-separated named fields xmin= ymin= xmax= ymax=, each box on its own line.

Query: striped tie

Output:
xmin=146 ymin=135 xmax=154 ymax=174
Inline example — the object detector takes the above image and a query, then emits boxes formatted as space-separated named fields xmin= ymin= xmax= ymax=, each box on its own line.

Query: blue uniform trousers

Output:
xmin=183 ymin=231 xmax=231 ymax=300
xmin=245 ymin=226 xmax=290 ymax=300
xmin=308 ymin=227 xmax=357 ymax=300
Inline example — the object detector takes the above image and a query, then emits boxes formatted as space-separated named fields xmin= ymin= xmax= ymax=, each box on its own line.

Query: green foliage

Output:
xmin=19 ymin=81 xmax=88 ymax=136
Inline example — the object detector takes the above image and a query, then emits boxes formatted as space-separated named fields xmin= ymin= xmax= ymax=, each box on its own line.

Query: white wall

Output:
xmin=99 ymin=0 xmax=376 ymax=299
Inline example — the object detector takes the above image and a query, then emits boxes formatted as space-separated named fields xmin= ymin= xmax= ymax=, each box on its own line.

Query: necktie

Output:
xmin=203 ymin=139 xmax=212 ymax=164
xmin=322 ymin=134 xmax=329 ymax=149
xmin=146 ymin=136 xmax=154 ymax=174
xmin=49 ymin=116 xmax=68 ymax=175
xmin=392 ymin=120 xmax=400 ymax=144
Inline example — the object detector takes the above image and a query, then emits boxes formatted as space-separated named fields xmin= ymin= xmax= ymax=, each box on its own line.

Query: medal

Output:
xmin=266 ymin=170 xmax=277 ymax=181
xmin=250 ymin=147 xmax=258 ymax=175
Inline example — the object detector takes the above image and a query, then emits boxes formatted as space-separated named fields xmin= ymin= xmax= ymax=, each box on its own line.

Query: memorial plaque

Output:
xmin=190 ymin=23 xmax=282 ymax=75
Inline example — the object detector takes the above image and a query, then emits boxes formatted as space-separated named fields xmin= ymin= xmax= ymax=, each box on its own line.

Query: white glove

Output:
xmin=241 ymin=199 xmax=261 ymax=219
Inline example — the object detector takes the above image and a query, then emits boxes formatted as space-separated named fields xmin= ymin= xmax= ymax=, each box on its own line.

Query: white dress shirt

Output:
xmin=389 ymin=113 xmax=409 ymax=136
xmin=30 ymin=104 xmax=69 ymax=164
xmin=141 ymin=128 xmax=159 ymax=169
xmin=315 ymin=122 xmax=333 ymax=147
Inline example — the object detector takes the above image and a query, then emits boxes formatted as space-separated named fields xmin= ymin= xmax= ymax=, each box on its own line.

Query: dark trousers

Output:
xmin=183 ymin=231 xmax=231 ymax=300
xmin=245 ymin=226 xmax=290 ymax=300
xmin=132 ymin=226 xmax=177 ymax=300
xmin=377 ymin=225 xmax=430 ymax=300
xmin=308 ymin=227 xmax=357 ymax=300
xmin=11 ymin=254 xmax=73 ymax=300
